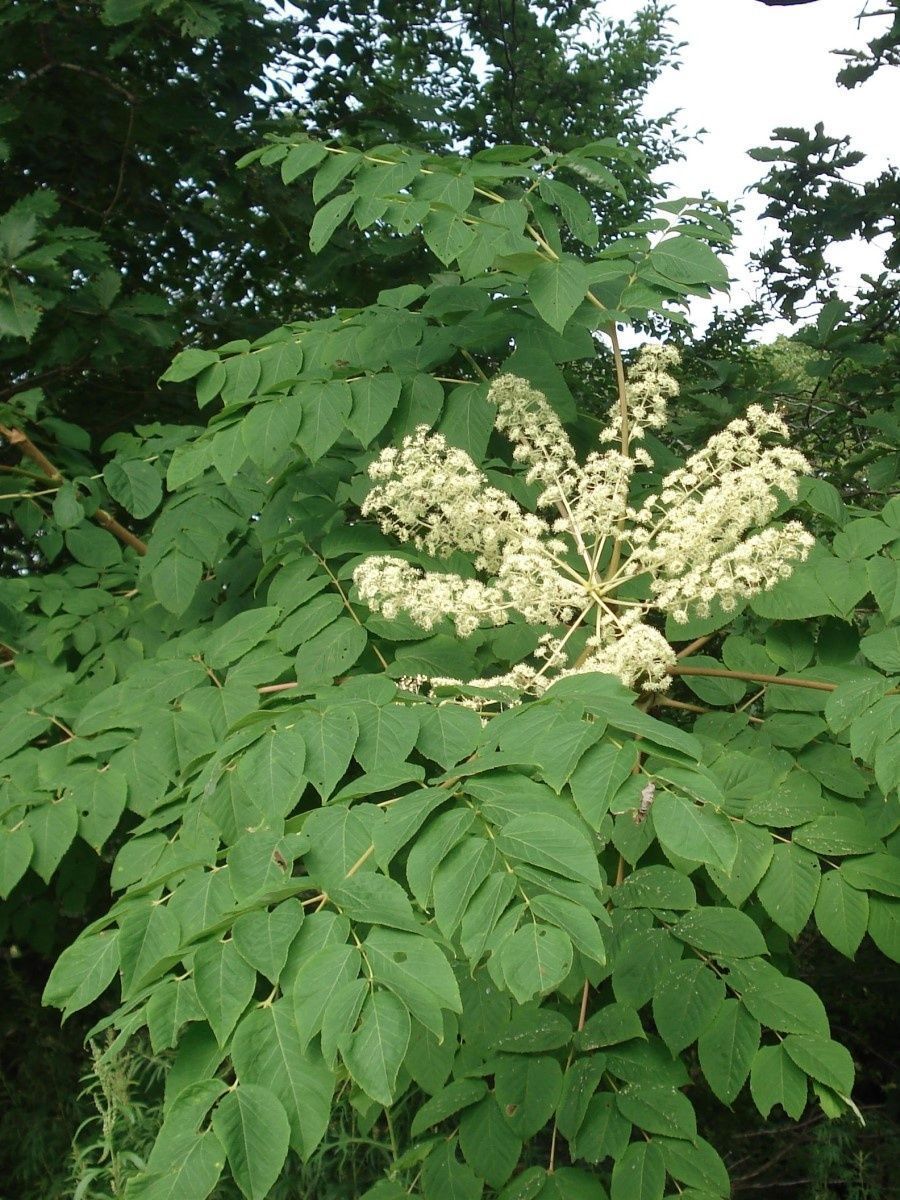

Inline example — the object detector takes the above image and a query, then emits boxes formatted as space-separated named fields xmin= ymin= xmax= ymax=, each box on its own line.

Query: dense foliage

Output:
xmin=1 ymin=3 xmax=898 ymax=1198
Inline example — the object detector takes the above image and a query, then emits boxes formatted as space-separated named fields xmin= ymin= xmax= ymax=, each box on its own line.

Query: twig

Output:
xmin=0 ymin=423 xmax=148 ymax=556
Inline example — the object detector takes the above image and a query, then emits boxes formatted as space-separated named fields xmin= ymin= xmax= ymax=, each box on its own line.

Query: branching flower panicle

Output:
xmin=353 ymin=346 xmax=813 ymax=698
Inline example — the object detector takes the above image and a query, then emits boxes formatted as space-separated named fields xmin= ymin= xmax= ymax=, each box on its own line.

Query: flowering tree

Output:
xmin=1 ymin=131 xmax=898 ymax=1200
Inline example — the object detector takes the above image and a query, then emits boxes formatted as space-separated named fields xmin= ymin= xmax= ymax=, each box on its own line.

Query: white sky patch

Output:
xmin=600 ymin=0 xmax=897 ymax=337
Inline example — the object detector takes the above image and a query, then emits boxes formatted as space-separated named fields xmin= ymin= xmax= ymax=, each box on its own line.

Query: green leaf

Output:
xmin=498 ymin=922 xmax=573 ymax=1003
xmin=793 ymin=816 xmax=877 ymax=857
xmin=365 ymin=927 xmax=462 ymax=1037
xmin=118 ymin=902 xmax=181 ymax=996
xmin=867 ymin=896 xmax=900 ymax=962
xmin=124 ymin=1131 xmax=225 ymax=1200
xmin=860 ymin=627 xmax=900 ymax=672
xmin=652 ymin=791 xmax=737 ymax=873
xmin=416 ymin=703 xmax=482 ymax=768
xmin=193 ymin=939 xmax=256 ymax=1045
xmin=433 ymin=837 xmax=495 ymax=937
xmin=421 ymin=1139 xmax=484 ymax=1200
xmin=671 ymin=907 xmax=768 ymax=959
xmin=697 ymin=999 xmax=759 ymax=1104
xmin=610 ymin=1140 xmax=665 ymax=1200
xmin=459 ymin=1095 xmax=522 ymax=1189
xmin=241 ymin=397 xmax=302 ymax=470
xmin=52 ymin=482 xmax=84 ymax=529
xmin=232 ymin=900 xmax=304 ymax=983
xmin=572 ymin=1092 xmax=631 ymax=1164
xmin=577 ymin=1002 xmax=645 ymax=1051
xmin=527 ymin=256 xmax=590 ymax=332
xmin=649 ymin=234 xmax=727 ymax=286
xmin=750 ymin=1044 xmax=807 ymax=1119
xmin=841 ymin=853 xmax=900 ymax=898
xmin=494 ymin=1055 xmax=563 ymax=1139
xmin=410 ymin=1079 xmax=487 ymax=1137
xmin=657 ymin=1134 xmax=729 ymax=1197
xmin=296 ymin=379 xmax=352 ymax=461
xmin=529 ymin=893 xmax=607 ymax=964
xmin=70 ymin=768 xmax=128 ymax=851
xmin=347 ymin=374 xmax=403 ymax=444
xmin=436 ymin=383 xmax=494 ymax=461
xmin=205 ymin=608 xmax=280 ymax=669
xmin=0 ymin=824 xmax=33 ymax=899
xmin=161 ymin=348 xmax=220 ymax=383
xmin=616 ymin=865 xmax=696 ymax=911
xmin=281 ymin=141 xmax=328 ymax=184
xmin=407 ymin=809 xmax=475 ymax=908
xmin=354 ymin=703 xmax=420 ymax=773
xmin=783 ymin=1035 xmax=854 ymax=1097
xmin=496 ymin=814 xmax=602 ymax=888
xmin=616 ymin=1084 xmax=696 ymax=1140
xmin=814 ymin=871 xmax=868 ymax=957
xmin=147 ymin=978 xmax=204 ymax=1052
xmin=152 ymin=552 xmax=202 ymax=615
xmin=569 ymin=740 xmax=636 ymax=829
xmin=422 ymin=209 xmax=476 ymax=265
xmin=42 ymin=929 xmax=119 ymax=1016
xmin=292 ymin=943 xmax=361 ymax=1048
xmin=740 ymin=969 xmax=829 ymax=1036
xmin=652 ymin=960 xmax=724 ymax=1054
xmin=25 ymin=796 xmax=77 ymax=883
xmin=343 ymin=988 xmax=411 ymax=1106
xmin=331 ymin=873 xmax=421 ymax=932
xmin=104 ymin=458 xmax=162 ymax=518
xmin=310 ymin=191 xmax=355 ymax=253
xmin=65 ymin=523 xmax=121 ymax=569
xmin=212 ymin=1084 xmax=290 ymax=1200
xmin=295 ymin=705 xmax=359 ymax=800
xmin=756 ymin=843 xmax=821 ymax=938
xmin=236 ymin=727 xmax=307 ymax=820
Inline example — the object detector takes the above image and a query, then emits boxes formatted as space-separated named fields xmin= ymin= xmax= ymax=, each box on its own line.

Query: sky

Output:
xmin=601 ymin=0 xmax=897 ymax=336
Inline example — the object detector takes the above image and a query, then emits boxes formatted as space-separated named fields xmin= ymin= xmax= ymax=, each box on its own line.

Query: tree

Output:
xmin=0 ymin=124 xmax=896 ymax=1198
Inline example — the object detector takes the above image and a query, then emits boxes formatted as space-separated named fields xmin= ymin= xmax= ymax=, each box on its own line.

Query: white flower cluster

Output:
xmin=352 ymin=347 xmax=813 ymax=697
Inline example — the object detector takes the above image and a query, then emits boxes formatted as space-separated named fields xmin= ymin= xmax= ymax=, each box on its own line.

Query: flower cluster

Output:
xmin=352 ymin=347 xmax=813 ymax=697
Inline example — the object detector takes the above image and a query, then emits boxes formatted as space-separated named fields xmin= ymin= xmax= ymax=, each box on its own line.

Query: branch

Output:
xmin=671 ymin=663 xmax=899 ymax=696
xmin=0 ymin=424 xmax=148 ymax=556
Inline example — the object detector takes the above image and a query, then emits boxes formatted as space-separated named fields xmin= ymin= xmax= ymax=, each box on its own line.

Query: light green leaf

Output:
xmin=740 ymin=969 xmax=829 ymax=1036
xmin=841 ymin=853 xmax=900 ymax=898
xmin=616 ymin=1084 xmax=696 ymax=1140
xmin=496 ymin=814 xmax=602 ymax=888
xmin=118 ymin=902 xmax=181 ymax=996
xmin=433 ymin=837 xmax=495 ymax=937
xmin=233 ymin=900 xmax=304 ymax=983
xmin=295 ymin=379 xmax=352 ymax=461
xmin=193 ymin=939 xmax=256 ymax=1045
xmin=70 ymin=768 xmax=128 ymax=851
xmin=295 ymin=705 xmax=359 ymax=800
xmin=528 ymin=893 xmax=606 ymax=964
xmin=860 ymin=627 xmax=900 ymax=672
xmin=459 ymin=1095 xmax=522 ymax=1189
xmin=652 ymin=791 xmax=737 ymax=873
xmin=281 ymin=141 xmax=328 ymax=184
xmin=354 ymin=703 xmax=420 ymax=773
xmin=343 ymin=988 xmax=411 ymax=1106
xmin=347 ymin=374 xmax=403 ymax=444
xmin=498 ymin=922 xmax=573 ymax=1003
xmin=527 ymin=255 xmax=590 ymax=332
xmin=42 ymin=930 xmax=120 ymax=1016
xmin=494 ymin=1055 xmax=563 ymax=1139
xmin=365 ymin=927 xmax=462 ymax=1037
xmin=410 ymin=1079 xmax=487 ymax=1138
xmin=309 ymin=191 xmax=355 ymax=253
xmin=161 ymin=348 xmax=220 ymax=383
xmin=292 ymin=943 xmax=361 ymax=1048
xmin=212 ymin=1084 xmax=290 ymax=1200
xmin=577 ymin=1002 xmax=645 ymax=1051
xmin=416 ymin=703 xmax=482 ymax=768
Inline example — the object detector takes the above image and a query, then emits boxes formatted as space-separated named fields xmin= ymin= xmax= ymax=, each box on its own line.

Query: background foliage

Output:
xmin=1 ymin=2 xmax=898 ymax=1198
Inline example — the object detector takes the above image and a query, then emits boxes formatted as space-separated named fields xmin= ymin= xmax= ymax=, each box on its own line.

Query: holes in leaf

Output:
xmin=393 ymin=951 xmax=407 ymax=963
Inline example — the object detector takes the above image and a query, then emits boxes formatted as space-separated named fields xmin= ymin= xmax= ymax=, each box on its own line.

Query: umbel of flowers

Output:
xmin=353 ymin=346 xmax=814 ymax=695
